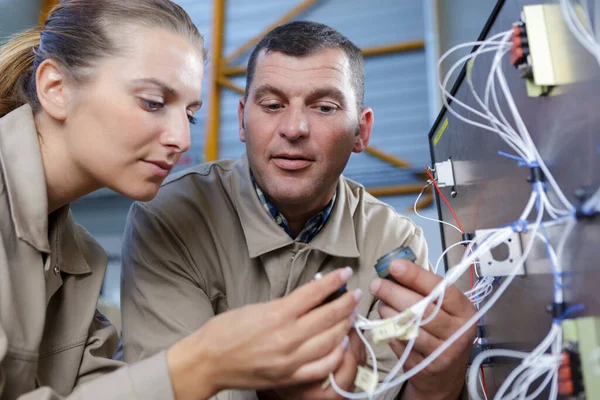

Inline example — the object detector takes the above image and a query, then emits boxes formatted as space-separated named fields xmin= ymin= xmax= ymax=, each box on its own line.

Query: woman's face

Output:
xmin=63 ymin=26 xmax=204 ymax=201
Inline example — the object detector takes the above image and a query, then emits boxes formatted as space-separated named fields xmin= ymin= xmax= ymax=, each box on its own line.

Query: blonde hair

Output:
xmin=0 ymin=0 xmax=206 ymax=118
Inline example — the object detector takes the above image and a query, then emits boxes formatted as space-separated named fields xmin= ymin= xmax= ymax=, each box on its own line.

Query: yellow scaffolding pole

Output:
xmin=366 ymin=184 xmax=425 ymax=197
xmin=218 ymin=76 xmax=245 ymax=95
xmin=361 ymin=40 xmax=425 ymax=57
xmin=364 ymin=146 xmax=412 ymax=169
xmin=222 ymin=40 xmax=426 ymax=77
xmin=39 ymin=0 xmax=60 ymax=25
xmin=223 ymin=0 xmax=320 ymax=65
xmin=205 ymin=0 xmax=226 ymax=162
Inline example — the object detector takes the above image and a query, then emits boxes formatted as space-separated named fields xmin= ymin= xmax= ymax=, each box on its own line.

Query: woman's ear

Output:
xmin=35 ymin=59 xmax=69 ymax=121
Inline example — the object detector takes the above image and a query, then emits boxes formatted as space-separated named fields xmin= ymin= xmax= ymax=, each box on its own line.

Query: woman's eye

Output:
xmin=188 ymin=115 xmax=197 ymax=125
xmin=140 ymin=99 xmax=164 ymax=111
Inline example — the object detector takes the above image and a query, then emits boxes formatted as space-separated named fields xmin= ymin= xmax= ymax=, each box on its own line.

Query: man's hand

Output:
xmin=260 ymin=329 xmax=366 ymax=400
xmin=369 ymin=259 xmax=476 ymax=400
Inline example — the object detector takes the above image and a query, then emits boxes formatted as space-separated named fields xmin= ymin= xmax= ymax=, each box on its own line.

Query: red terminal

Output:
xmin=510 ymin=22 xmax=529 ymax=67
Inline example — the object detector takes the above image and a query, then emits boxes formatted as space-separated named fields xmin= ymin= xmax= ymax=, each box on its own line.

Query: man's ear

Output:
xmin=238 ymin=96 xmax=246 ymax=142
xmin=353 ymin=107 xmax=374 ymax=153
xmin=35 ymin=59 xmax=69 ymax=121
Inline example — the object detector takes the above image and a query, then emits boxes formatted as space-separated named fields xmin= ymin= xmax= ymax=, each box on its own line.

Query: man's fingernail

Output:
xmin=340 ymin=266 xmax=353 ymax=282
xmin=369 ymin=278 xmax=382 ymax=294
xmin=390 ymin=260 xmax=407 ymax=276
xmin=353 ymin=289 xmax=362 ymax=302
xmin=340 ymin=335 xmax=350 ymax=350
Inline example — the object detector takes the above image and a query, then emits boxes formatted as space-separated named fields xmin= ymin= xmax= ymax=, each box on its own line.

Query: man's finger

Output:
xmin=284 ymin=267 xmax=355 ymax=316
xmin=379 ymin=304 xmax=444 ymax=355
xmin=372 ymin=259 xmax=471 ymax=317
xmin=388 ymin=338 xmax=426 ymax=370
xmin=325 ymin=349 xmax=358 ymax=397
xmin=374 ymin=281 xmax=456 ymax=339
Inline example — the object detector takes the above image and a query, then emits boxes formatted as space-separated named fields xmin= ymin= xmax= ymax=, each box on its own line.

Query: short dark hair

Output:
xmin=245 ymin=21 xmax=364 ymax=109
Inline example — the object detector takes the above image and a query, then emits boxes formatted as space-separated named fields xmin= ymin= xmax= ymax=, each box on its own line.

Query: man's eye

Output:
xmin=316 ymin=104 xmax=337 ymax=114
xmin=263 ymin=103 xmax=281 ymax=111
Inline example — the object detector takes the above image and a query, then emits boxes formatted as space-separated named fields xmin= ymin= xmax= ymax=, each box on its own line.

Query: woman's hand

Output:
xmin=167 ymin=267 xmax=361 ymax=400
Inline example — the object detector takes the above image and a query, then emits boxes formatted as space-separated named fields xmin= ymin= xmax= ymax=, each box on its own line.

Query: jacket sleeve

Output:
xmin=0 ymin=319 xmax=174 ymax=400
xmin=120 ymin=201 xmax=217 ymax=363
xmin=15 ymin=353 xmax=173 ymax=400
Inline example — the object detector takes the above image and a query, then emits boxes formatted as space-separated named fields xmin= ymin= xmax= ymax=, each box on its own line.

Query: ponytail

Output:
xmin=0 ymin=27 xmax=42 ymax=118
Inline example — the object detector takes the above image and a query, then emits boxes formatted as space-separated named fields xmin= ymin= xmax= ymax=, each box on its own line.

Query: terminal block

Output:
xmin=561 ymin=317 xmax=600 ymax=399
xmin=515 ymin=4 xmax=596 ymax=97
xmin=510 ymin=21 xmax=533 ymax=79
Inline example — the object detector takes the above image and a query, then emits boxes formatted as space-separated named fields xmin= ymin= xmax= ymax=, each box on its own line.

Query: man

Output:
xmin=121 ymin=21 xmax=475 ymax=399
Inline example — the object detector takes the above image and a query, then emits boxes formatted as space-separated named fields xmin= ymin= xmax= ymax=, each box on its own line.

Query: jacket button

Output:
xmin=53 ymin=265 xmax=60 ymax=276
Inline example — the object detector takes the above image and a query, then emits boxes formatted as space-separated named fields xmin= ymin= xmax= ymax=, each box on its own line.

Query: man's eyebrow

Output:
xmin=252 ymin=84 xmax=286 ymax=101
xmin=305 ymin=87 xmax=347 ymax=109
xmin=132 ymin=78 xmax=202 ymax=108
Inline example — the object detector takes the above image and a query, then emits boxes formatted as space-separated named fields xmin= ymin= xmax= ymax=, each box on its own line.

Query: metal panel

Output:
xmin=429 ymin=0 xmax=600 ymax=395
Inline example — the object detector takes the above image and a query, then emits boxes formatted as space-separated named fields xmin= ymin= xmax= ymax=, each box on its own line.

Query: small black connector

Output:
xmin=374 ymin=246 xmax=417 ymax=284
xmin=526 ymin=166 xmax=545 ymax=183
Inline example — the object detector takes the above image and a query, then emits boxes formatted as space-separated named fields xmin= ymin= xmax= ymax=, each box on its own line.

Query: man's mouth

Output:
xmin=272 ymin=154 xmax=313 ymax=171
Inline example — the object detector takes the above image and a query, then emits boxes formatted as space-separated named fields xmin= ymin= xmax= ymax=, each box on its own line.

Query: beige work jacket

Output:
xmin=121 ymin=156 xmax=430 ymax=399
xmin=0 ymin=105 xmax=173 ymax=399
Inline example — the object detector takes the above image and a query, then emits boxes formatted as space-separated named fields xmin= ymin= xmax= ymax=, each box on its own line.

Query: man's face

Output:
xmin=239 ymin=48 xmax=373 ymax=211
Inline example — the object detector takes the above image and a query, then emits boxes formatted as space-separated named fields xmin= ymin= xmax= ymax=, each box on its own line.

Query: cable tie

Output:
xmin=551 ymin=303 xmax=585 ymax=322
xmin=461 ymin=232 xmax=474 ymax=245
xmin=510 ymin=219 xmax=528 ymax=233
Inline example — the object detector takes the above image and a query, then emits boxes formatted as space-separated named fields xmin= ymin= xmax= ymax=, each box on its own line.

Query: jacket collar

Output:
xmin=0 ymin=105 xmax=93 ymax=275
xmin=49 ymin=206 xmax=94 ymax=275
xmin=0 ymin=105 xmax=50 ymax=253
xmin=232 ymin=155 xmax=360 ymax=258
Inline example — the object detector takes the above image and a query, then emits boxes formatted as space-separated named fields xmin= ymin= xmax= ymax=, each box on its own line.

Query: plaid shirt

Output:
xmin=251 ymin=171 xmax=336 ymax=243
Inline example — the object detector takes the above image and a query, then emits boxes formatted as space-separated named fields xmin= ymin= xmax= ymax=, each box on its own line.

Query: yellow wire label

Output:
xmin=433 ymin=118 xmax=449 ymax=146
xmin=354 ymin=366 xmax=378 ymax=393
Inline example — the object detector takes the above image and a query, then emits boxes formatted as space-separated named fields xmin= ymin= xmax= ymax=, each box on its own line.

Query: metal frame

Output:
xmin=206 ymin=0 xmax=432 ymax=206
xmin=39 ymin=0 xmax=60 ymax=25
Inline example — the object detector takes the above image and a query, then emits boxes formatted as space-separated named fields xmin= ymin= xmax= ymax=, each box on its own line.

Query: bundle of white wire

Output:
xmin=560 ymin=0 xmax=600 ymax=66
xmin=329 ymin=22 xmax=577 ymax=400
xmin=469 ymin=323 xmax=563 ymax=400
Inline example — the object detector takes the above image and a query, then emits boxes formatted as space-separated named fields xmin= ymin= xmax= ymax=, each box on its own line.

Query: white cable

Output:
xmin=479 ymin=370 xmax=489 ymax=400
xmin=432 ymin=240 xmax=474 ymax=275
xmin=414 ymin=182 xmax=463 ymax=235
xmin=335 ymin=196 xmax=546 ymax=399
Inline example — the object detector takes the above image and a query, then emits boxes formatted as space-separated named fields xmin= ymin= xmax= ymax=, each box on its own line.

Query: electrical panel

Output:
xmin=429 ymin=0 xmax=600 ymax=397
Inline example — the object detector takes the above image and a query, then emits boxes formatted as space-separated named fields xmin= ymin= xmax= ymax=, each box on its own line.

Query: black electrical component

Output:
xmin=526 ymin=166 xmax=545 ymax=183
xmin=314 ymin=269 xmax=348 ymax=306
xmin=321 ymin=284 xmax=348 ymax=305
xmin=374 ymin=246 xmax=417 ymax=284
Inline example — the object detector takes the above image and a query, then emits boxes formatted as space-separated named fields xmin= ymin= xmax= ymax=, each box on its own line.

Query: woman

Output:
xmin=0 ymin=1 xmax=359 ymax=399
